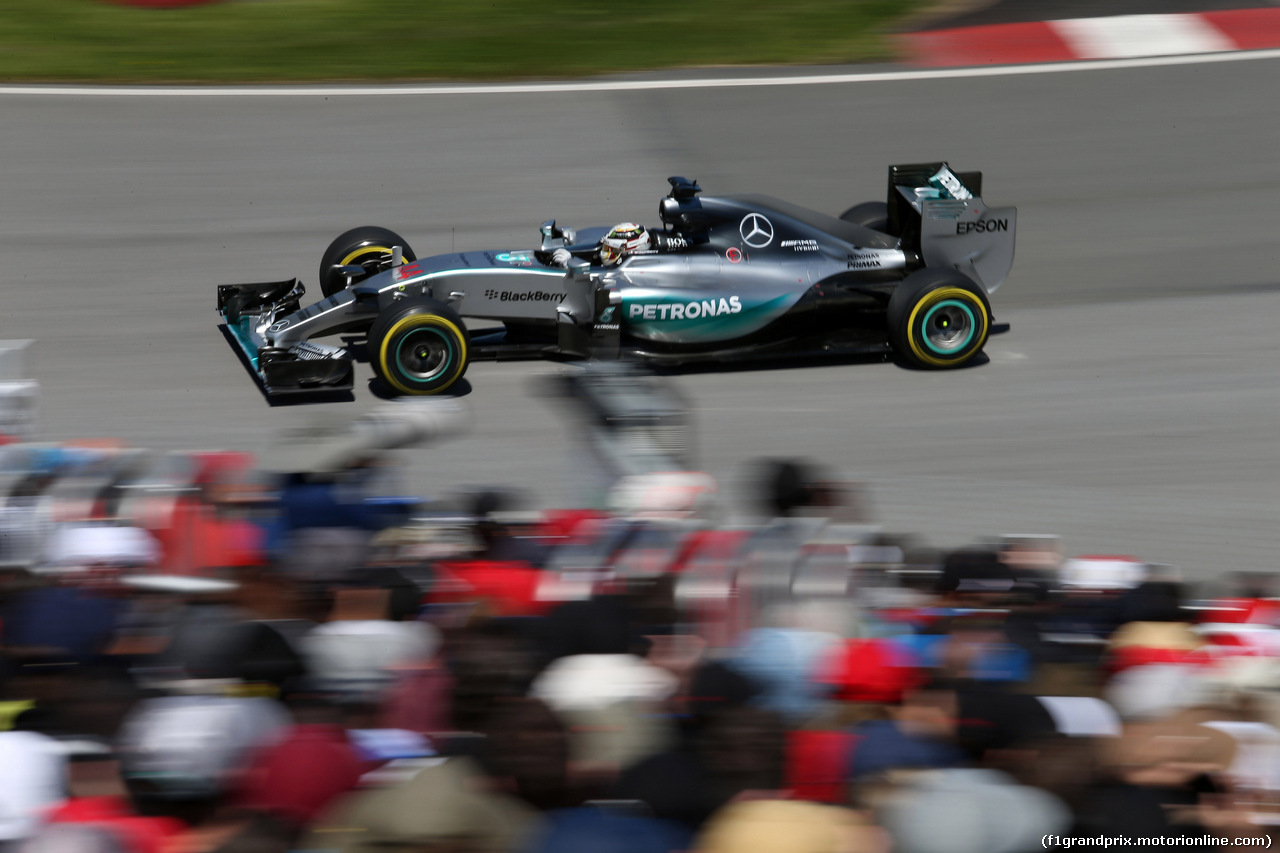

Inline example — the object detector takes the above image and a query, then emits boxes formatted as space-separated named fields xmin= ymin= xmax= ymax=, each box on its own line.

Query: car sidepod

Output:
xmin=617 ymin=253 xmax=808 ymax=345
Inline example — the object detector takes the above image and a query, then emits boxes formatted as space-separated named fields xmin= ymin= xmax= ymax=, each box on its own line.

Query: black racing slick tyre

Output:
xmin=887 ymin=270 xmax=992 ymax=369
xmin=319 ymin=226 xmax=417 ymax=298
xmin=367 ymin=297 xmax=468 ymax=396
xmin=839 ymin=201 xmax=890 ymax=233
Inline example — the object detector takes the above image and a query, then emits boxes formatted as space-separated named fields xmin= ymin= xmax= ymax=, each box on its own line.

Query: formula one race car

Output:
xmin=217 ymin=163 xmax=1016 ymax=397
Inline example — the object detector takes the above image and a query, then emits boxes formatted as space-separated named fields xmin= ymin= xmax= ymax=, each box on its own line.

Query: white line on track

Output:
xmin=3 ymin=47 xmax=1280 ymax=97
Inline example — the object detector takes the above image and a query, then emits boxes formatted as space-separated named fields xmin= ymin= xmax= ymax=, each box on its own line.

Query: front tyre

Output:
xmin=887 ymin=270 xmax=991 ymax=369
xmin=367 ymin=297 xmax=468 ymax=395
xmin=318 ymin=226 xmax=417 ymax=298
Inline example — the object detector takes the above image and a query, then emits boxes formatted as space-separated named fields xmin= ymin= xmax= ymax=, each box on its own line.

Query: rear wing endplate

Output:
xmin=886 ymin=162 xmax=1016 ymax=293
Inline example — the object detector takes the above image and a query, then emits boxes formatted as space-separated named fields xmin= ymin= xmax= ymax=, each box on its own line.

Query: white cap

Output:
xmin=1060 ymin=555 xmax=1146 ymax=590
xmin=41 ymin=524 xmax=160 ymax=570
xmin=0 ymin=731 xmax=68 ymax=841
xmin=608 ymin=471 xmax=718 ymax=518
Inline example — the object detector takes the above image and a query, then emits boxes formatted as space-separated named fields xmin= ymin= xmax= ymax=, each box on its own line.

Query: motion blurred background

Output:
xmin=0 ymin=0 xmax=920 ymax=82
xmin=3 ymin=2 xmax=1280 ymax=852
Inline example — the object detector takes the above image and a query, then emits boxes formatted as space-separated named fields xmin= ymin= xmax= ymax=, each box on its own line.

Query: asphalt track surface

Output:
xmin=3 ymin=55 xmax=1279 ymax=581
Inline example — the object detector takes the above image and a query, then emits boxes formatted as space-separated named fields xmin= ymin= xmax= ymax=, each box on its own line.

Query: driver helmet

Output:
xmin=600 ymin=223 xmax=649 ymax=266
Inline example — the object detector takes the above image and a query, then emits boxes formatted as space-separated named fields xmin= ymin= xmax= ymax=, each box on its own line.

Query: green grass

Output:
xmin=0 ymin=0 xmax=928 ymax=83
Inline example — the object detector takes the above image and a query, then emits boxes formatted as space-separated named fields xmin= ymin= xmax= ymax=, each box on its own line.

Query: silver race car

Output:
xmin=216 ymin=162 xmax=1016 ymax=397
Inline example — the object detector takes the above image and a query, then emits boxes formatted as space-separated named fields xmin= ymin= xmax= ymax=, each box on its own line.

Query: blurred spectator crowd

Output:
xmin=1 ymin=426 xmax=1280 ymax=853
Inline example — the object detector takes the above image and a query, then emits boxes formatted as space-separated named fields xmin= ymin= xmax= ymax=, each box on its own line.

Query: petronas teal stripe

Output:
xmin=228 ymin=319 xmax=261 ymax=369
xmin=624 ymin=292 xmax=798 ymax=343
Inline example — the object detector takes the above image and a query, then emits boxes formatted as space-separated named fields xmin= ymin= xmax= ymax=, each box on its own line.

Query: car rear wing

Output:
xmin=887 ymin=163 xmax=1017 ymax=293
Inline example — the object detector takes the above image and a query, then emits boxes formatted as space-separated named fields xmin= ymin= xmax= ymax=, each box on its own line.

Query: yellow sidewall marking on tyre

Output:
xmin=905 ymin=286 xmax=989 ymax=367
xmin=379 ymin=314 xmax=467 ymax=395
xmin=340 ymin=245 xmax=394 ymax=267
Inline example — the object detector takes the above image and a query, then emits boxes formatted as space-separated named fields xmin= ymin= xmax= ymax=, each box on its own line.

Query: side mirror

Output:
xmin=332 ymin=264 xmax=366 ymax=288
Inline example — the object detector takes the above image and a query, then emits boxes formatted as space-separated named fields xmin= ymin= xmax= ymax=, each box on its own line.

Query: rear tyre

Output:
xmin=319 ymin=226 xmax=417 ymax=298
xmin=839 ymin=201 xmax=890 ymax=233
xmin=887 ymin=270 xmax=991 ymax=369
xmin=367 ymin=297 xmax=468 ymax=395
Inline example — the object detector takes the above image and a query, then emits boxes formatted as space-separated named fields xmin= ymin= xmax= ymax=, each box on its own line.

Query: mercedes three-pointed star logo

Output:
xmin=739 ymin=213 xmax=774 ymax=248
